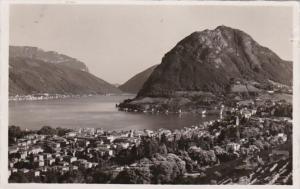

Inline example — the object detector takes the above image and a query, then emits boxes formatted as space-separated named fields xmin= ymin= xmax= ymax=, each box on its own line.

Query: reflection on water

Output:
xmin=9 ymin=95 xmax=218 ymax=131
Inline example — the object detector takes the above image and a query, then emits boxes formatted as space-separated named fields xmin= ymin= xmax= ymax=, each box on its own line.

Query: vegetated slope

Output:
xmin=119 ymin=65 xmax=158 ymax=93
xmin=10 ymin=46 xmax=89 ymax=72
xmin=138 ymin=25 xmax=292 ymax=98
xmin=9 ymin=57 xmax=122 ymax=96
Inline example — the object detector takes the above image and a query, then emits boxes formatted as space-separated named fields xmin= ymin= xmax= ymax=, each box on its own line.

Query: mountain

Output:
xmin=113 ymin=83 xmax=121 ymax=88
xmin=137 ymin=26 xmax=292 ymax=98
xmin=9 ymin=47 xmax=122 ymax=96
xmin=119 ymin=65 xmax=158 ymax=93
xmin=10 ymin=46 xmax=89 ymax=72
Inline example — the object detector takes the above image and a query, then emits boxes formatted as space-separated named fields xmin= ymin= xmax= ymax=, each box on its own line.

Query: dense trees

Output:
xmin=9 ymin=172 xmax=42 ymax=183
xmin=90 ymin=169 xmax=113 ymax=183
xmin=59 ymin=170 xmax=85 ymax=183
xmin=56 ymin=127 xmax=73 ymax=136
xmin=188 ymin=147 xmax=217 ymax=166
xmin=9 ymin=125 xmax=23 ymax=145
xmin=9 ymin=125 xmax=73 ymax=144
xmin=37 ymin=126 xmax=57 ymax=135
xmin=113 ymin=153 xmax=187 ymax=184
xmin=256 ymin=102 xmax=292 ymax=118
xmin=113 ymin=167 xmax=151 ymax=184
xmin=9 ymin=172 xmax=29 ymax=183
xmin=37 ymin=126 xmax=72 ymax=136
xmin=8 ymin=125 xmax=35 ymax=145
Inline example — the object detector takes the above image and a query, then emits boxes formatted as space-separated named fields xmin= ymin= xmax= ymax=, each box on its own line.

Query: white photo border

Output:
xmin=1 ymin=1 xmax=299 ymax=189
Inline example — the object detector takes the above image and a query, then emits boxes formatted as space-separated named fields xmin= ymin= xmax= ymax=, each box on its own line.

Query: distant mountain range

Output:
xmin=119 ymin=65 xmax=158 ymax=94
xmin=10 ymin=26 xmax=293 ymax=98
xmin=10 ymin=46 xmax=89 ymax=72
xmin=9 ymin=46 xmax=121 ymax=96
xmin=137 ymin=25 xmax=292 ymax=98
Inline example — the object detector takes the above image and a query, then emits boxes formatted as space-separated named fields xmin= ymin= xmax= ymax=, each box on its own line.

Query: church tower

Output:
xmin=236 ymin=116 xmax=240 ymax=126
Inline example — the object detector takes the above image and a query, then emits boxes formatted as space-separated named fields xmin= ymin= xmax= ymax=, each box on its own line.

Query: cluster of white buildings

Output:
xmin=8 ymin=128 xmax=143 ymax=178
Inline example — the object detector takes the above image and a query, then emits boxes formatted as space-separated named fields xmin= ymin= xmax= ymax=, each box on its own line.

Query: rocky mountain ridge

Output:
xmin=9 ymin=47 xmax=122 ymax=96
xmin=137 ymin=25 xmax=292 ymax=98
xmin=119 ymin=65 xmax=158 ymax=93
xmin=10 ymin=46 xmax=89 ymax=72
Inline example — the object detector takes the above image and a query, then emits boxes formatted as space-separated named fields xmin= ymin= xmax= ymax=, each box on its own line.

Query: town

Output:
xmin=8 ymin=96 xmax=292 ymax=184
xmin=9 ymin=93 xmax=83 ymax=101
xmin=8 ymin=93 xmax=123 ymax=101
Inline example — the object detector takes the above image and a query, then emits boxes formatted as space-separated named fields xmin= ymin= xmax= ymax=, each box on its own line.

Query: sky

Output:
xmin=9 ymin=4 xmax=294 ymax=84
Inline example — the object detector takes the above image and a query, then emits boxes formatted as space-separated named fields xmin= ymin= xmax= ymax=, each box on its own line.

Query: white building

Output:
xmin=226 ymin=142 xmax=241 ymax=152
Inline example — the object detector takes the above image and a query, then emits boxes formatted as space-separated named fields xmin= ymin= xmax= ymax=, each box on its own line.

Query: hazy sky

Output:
xmin=10 ymin=4 xmax=294 ymax=84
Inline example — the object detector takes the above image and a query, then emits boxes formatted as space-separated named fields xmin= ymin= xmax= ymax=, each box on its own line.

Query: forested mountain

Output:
xmin=9 ymin=47 xmax=122 ymax=96
xmin=138 ymin=26 xmax=292 ymax=97
xmin=119 ymin=65 xmax=157 ymax=93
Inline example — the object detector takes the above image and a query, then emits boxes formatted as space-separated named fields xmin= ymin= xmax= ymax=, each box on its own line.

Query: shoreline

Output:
xmin=8 ymin=107 xmax=293 ymax=184
xmin=8 ymin=113 xmax=292 ymax=137
xmin=9 ymin=93 xmax=135 ymax=101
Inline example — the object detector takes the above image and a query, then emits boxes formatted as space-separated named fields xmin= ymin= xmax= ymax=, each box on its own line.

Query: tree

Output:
xmin=178 ymin=136 xmax=187 ymax=151
xmin=37 ymin=126 xmax=57 ymax=135
xmin=115 ymin=149 xmax=132 ymax=165
xmin=113 ymin=167 xmax=151 ymax=184
xmin=43 ymin=170 xmax=59 ymax=183
xmin=160 ymin=133 xmax=168 ymax=144
xmin=214 ymin=146 xmax=231 ymax=162
xmin=159 ymin=144 xmax=168 ymax=155
xmin=9 ymin=172 xmax=29 ymax=183
xmin=141 ymin=137 xmax=160 ymax=158
xmin=188 ymin=147 xmax=217 ymax=166
xmin=60 ymin=170 xmax=85 ymax=183
xmin=56 ymin=127 xmax=72 ymax=136
xmin=151 ymin=161 xmax=174 ymax=184
xmin=9 ymin=125 xmax=23 ymax=144
xmin=150 ymin=153 xmax=186 ymax=184
xmin=91 ymin=170 xmax=112 ymax=183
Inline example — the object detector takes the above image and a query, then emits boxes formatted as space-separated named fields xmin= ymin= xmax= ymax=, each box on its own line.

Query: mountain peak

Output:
xmin=137 ymin=26 xmax=292 ymax=97
xmin=9 ymin=46 xmax=89 ymax=72
xmin=216 ymin=25 xmax=234 ymax=31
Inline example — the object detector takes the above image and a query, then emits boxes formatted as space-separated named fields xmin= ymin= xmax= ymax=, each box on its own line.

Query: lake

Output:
xmin=9 ymin=95 xmax=218 ymax=131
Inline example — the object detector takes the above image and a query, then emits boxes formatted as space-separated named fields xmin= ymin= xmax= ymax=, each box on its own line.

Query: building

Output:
xmin=46 ymin=158 xmax=55 ymax=166
xmin=47 ymin=141 xmax=60 ymax=149
xmin=226 ymin=142 xmax=240 ymax=152
xmin=277 ymin=133 xmax=287 ymax=142
xmin=43 ymin=153 xmax=52 ymax=159
xmin=8 ymin=146 xmax=19 ymax=154
xmin=66 ymin=132 xmax=77 ymax=137
xmin=63 ymin=156 xmax=77 ymax=163
xmin=34 ymin=160 xmax=45 ymax=167
xmin=28 ymin=146 xmax=43 ymax=155
xmin=58 ymin=161 xmax=69 ymax=167
xmin=33 ymin=170 xmax=40 ymax=177
xmin=19 ymin=168 xmax=29 ymax=174
xmin=18 ymin=151 xmax=28 ymax=160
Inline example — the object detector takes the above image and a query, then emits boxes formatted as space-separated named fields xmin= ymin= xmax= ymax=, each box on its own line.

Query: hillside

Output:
xmin=137 ymin=26 xmax=292 ymax=98
xmin=119 ymin=65 xmax=157 ymax=93
xmin=10 ymin=46 xmax=89 ymax=72
xmin=9 ymin=56 xmax=122 ymax=96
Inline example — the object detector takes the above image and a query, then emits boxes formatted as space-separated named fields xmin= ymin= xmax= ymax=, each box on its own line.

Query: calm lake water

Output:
xmin=9 ymin=95 xmax=218 ymax=131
